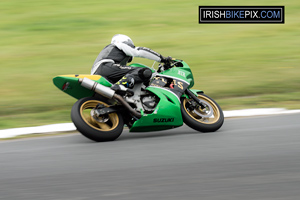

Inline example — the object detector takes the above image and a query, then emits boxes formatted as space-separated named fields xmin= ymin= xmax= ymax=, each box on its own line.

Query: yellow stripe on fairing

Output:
xmin=59 ymin=74 xmax=101 ymax=80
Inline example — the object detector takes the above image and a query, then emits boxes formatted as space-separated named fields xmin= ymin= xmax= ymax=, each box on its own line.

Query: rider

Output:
xmin=91 ymin=34 xmax=171 ymax=95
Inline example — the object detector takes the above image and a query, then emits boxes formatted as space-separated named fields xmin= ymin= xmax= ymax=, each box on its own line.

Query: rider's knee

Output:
xmin=138 ymin=68 xmax=152 ymax=80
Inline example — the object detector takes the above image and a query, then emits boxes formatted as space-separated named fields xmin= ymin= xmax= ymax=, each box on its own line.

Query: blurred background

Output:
xmin=0 ymin=0 xmax=299 ymax=129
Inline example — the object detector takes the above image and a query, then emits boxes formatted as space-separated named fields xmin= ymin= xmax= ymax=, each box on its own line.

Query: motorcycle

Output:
xmin=53 ymin=59 xmax=224 ymax=142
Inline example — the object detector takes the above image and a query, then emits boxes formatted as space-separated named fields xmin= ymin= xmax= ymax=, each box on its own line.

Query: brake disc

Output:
xmin=193 ymin=100 xmax=214 ymax=118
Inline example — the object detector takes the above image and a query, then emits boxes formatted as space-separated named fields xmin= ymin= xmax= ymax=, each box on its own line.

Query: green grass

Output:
xmin=1 ymin=0 xmax=299 ymax=129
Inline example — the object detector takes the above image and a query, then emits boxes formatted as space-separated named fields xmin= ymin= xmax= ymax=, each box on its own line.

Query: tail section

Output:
xmin=53 ymin=74 xmax=112 ymax=99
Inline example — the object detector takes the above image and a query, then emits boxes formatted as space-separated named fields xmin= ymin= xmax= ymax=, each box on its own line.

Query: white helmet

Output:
xmin=111 ymin=34 xmax=134 ymax=47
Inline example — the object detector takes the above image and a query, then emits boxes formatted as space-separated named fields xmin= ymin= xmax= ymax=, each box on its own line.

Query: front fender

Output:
xmin=181 ymin=89 xmax=203 ymax=98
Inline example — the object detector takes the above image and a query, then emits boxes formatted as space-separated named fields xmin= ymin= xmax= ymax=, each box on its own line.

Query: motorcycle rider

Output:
xmin=91 ymin=34 xmax=172 ymax=95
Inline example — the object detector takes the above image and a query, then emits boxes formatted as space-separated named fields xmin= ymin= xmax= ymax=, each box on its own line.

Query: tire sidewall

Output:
xmin=181 ymin=94 xmax=224 ymax=132
xmin=71 ymin=97 xmax=124 ymax=142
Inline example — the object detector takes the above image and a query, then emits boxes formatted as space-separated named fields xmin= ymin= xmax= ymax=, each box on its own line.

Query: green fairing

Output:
xmin=130 ymin=86 xmax=183 ymax=132
xmin=160 ymin=60 xmax=194 ymax=88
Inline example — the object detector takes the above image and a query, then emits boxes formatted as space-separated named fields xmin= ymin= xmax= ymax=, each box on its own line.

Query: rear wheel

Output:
xmin=181 ymin=93 xmax=224 ymax=132
xmin=71 ymin=97 xmax=124 ymax=142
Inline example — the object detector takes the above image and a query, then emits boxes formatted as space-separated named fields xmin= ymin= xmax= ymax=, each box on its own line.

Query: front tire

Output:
xmin=71 ymin=97 xmax=124 ymax=142
xmin=181 ymin=93 xmax=224 ymax=132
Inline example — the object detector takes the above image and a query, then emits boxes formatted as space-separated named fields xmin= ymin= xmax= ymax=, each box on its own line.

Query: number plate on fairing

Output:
xmin=149 ymin=75 xmax=189 ymax=99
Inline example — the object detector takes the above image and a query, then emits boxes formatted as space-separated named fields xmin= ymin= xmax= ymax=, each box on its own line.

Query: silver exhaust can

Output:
xmin=79 ymin=77 xmax=115 ymax=99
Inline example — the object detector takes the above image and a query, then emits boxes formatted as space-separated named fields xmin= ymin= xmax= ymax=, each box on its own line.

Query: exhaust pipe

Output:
xmin=79 ymin=78 xmax=142 ymax=118
xmin=113 ymin=94 xmax=142 ymax=118
xmin=79 ymin=77 xmax=115 ymax=99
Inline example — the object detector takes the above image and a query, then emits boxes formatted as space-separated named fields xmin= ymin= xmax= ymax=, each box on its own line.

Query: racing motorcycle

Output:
xmin=53 ymin=59 xmax=224 ymax=142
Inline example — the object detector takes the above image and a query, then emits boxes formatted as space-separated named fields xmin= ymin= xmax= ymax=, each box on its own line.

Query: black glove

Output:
xmin=160 ymin=56 xmax=172 ymax=64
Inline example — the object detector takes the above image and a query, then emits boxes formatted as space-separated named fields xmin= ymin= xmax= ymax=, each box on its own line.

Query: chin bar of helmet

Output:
xmin=78 ymin=78 xmax=142 ymax=118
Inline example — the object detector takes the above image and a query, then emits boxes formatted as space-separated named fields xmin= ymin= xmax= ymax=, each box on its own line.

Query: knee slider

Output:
xmin=138 ymin=68 xmax=152 ymax=80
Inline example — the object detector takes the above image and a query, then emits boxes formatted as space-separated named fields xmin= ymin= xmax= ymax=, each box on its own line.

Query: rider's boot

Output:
xmin=111 ymin=75 xmax=135 ymax=96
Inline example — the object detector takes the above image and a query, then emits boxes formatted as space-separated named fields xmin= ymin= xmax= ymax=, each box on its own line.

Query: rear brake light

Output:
xmin=62 ymin=82 xmax=70 ymax=91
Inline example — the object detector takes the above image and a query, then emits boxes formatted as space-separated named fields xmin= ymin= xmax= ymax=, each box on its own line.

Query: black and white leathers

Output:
xmin=91 ymin=41 xmax=163 ymax=83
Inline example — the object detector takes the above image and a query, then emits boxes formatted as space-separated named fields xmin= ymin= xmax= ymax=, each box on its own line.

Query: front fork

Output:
xmin=185 ymin=89 xmax=206 ymax=110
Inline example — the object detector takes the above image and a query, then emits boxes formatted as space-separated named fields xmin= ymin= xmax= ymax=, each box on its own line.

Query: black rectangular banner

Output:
xmin=199 ymin=6 xmax=284 ymax=23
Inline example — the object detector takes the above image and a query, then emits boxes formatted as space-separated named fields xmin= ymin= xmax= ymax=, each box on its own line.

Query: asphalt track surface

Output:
xmin=1 ymin=114 xmax=300 ymax=200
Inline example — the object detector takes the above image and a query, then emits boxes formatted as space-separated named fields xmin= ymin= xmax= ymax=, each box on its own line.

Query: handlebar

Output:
xmin=158 ymin=59 xmax=183 ymax=72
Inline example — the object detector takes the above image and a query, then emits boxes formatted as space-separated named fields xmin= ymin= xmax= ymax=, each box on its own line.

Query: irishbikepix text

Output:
xmin=199 ymin=6 xmax=284 ymax=23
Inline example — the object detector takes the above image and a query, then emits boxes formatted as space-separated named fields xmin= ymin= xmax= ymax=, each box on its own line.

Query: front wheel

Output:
xmin=181 ymin=93 xmax=224 ymax=132
xmin=71 ymin=97 xmax=124 ymax=142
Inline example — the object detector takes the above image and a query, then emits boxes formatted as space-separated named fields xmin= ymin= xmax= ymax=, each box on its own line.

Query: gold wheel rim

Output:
xmin=80 ymin=100 xmax=119 ymax=131
xmin=183 ymin=95 xmax=220 ymax=124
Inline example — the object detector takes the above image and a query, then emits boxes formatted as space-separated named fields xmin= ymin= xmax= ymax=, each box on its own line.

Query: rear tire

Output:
xmin=181 ymin=93 xmax=224 ymax=132
xmin=71 ymin=97 xmax=124 ymax=142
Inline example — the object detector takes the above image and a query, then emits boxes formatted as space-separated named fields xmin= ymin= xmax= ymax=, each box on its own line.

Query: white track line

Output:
xmin=224 ymin=108 xmax=300 ymax=118
xmin=0 ymin=123 xmax=76 ymax=139
xmin=1 ymin=108 xmax=300 ymax=139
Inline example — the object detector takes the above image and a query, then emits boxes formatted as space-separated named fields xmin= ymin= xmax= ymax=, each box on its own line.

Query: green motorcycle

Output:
xmin=53 ymin=60 xmax=224 ymax=142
